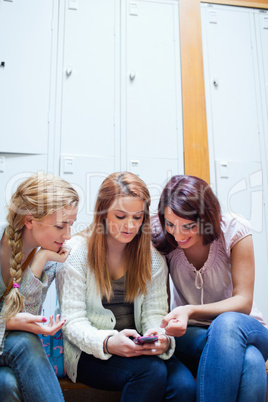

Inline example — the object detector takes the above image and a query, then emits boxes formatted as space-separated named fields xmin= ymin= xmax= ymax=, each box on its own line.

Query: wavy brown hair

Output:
xmin=1 ymin=172 xmax=79 ymax=321
xmin=86 ymin=172 xmax=151 ymax=302
xmin=152 ymin=175 xmax=222 ymax=255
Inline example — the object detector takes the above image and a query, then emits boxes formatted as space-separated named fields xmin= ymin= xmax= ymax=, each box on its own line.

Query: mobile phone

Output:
xmin=133 ymin=335 xmax=158 ymax=345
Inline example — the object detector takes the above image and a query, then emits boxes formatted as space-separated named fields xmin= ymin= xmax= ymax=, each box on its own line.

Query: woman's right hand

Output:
xmin=6 ymin=312 xmax=66 ymax=336
xmin=160 ymin=305 xmax=190 ymax=337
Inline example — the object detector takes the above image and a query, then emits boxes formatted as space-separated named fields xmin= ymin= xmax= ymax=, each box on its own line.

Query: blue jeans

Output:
xmin=175 ymin=312 xmax=268 ymax=402
xmin=77 ymin=352 xmax=196 ymax=401
xmin=0 ymin=331 xmax=64 ymax=402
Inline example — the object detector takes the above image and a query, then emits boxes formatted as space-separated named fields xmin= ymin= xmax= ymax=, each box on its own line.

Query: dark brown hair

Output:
xmin=152 ymin=175 xmax=222 ymax=254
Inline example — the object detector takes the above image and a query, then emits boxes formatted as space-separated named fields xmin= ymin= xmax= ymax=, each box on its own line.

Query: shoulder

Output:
xmin=65 ymin=234 xmax=88 ymax=264
xmin=221 ymin=213 xmax=252 ymax=252
xmin=151 ymin=245 xmax=167 ymax=274
xmin=0 ymin=224 xmax=6 ymax=241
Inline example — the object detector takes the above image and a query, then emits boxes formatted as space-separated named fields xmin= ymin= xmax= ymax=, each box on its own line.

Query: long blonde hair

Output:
xmin=1 ymin=172 xmax=79 ymax=321
xmin=87 ymin=172 xmax=151 ymax=302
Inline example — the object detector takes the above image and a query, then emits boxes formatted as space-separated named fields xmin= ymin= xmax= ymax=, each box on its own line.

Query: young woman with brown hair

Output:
xmin=57 ymin=172 xmax=196 ymax=402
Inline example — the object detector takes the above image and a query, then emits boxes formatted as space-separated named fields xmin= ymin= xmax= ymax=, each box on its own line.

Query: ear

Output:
xmin=24 ymin=215 xmax=34 ymax=229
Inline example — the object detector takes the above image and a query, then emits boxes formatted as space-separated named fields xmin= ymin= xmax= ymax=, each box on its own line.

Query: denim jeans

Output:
xmin=175 ymin=312 xmax=268 ymax=402
xmin=77 ymin=352 xmax=196 ymax=402
xmin=0 ymin=331 xmax=64 ymax=402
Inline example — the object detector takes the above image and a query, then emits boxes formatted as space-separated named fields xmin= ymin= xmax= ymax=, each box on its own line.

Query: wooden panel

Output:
xmin=179 ymin=0 xmax=268 ymax=184
xmin=201 ymin=0 xmax=268 ymax=8
xmin=179 ymin=0 xmax=210 ymax=183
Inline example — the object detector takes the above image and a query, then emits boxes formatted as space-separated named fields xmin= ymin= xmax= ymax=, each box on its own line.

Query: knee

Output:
xmin=143 ymin=357 xmax=168 ymax=382
xmin=6 ymin=331 xmax=44 ymax=359
xmin=0 ymin=367 xmax=23 ymax=402
xmin=208 ymin=312 xmax=246 ymax=338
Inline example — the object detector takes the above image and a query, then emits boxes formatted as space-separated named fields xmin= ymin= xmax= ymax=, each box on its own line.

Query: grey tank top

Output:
xmin=102 ymin=276 xmax=135 ymax=331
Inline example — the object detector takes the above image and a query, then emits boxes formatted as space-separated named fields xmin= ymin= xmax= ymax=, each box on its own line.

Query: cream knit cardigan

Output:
xmin=56 ymin=235 xmax=175 ymax=382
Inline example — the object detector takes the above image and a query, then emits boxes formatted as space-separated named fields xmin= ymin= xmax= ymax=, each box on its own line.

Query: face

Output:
xmin=106 ymin=196 xmax=145 ymax=245
xmin=25 ymin=206 xmax=78 ymax=252
xmin=164 ymin=206 xmax=202 ymax=249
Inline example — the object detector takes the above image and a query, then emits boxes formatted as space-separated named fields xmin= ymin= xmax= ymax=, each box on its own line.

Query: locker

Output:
xmin=0 ymin=0 xmax=55 ymax=154
xmin=201 ymin=4 xmax=268 ymax=322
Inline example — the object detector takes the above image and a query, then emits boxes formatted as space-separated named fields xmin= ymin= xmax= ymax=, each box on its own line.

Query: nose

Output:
xmin=62 ymin=225 xmax=71 ymax=240
xmin=126 ymin=218 xmax=135 ymax=228
xmin=173 ymin=227 xmax=186 ymax=243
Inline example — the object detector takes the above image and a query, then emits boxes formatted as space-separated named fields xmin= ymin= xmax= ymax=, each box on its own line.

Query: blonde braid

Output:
xmin=1 ymin=223 xmax=25 ymax=321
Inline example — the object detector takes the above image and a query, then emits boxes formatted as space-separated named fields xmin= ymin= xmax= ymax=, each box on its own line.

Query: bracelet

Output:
xmin=105 ymin=335 xmax=113 ymax=354
xmin=164 ymin=335 xmax=171 ymax=349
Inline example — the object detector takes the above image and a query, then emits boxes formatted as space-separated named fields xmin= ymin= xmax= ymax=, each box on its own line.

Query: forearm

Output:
xmin=185 ymin=294 xmax=253 ymax=321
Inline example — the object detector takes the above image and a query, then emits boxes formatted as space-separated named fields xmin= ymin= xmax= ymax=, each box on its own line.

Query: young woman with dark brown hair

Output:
xmin=152 ymin=174 xmax=268 ymax=402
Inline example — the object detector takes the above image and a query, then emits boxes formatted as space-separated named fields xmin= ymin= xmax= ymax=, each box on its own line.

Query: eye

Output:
xmin=55 ymin=225 xmax=64 ymax=230
xmin=184 ymin=223 xmax=197 ymax=230
xmin=165 ymin=221 xmax=174 ymax=227
xmin=115 ymin=215 xmax=125 ymax=220
xmin=134 ymin=215 xmax=143 ymax=221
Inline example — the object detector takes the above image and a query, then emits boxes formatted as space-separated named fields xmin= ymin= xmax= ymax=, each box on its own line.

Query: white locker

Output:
xmin=201 ymin=4 xmax=268 ymax=322
xmin=121 ymin=0 xmax=184 ymax=208
xmin=59 ymin=0 xmax=120 ymax=159
xmin=0 ymin=0 xmax=56 ymax=155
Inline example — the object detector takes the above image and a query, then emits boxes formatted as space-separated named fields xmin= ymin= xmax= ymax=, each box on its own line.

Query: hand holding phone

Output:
xmin=133 ymin=335 xmax=158 ymax=345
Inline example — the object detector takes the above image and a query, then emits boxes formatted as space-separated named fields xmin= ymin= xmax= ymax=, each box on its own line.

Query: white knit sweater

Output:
xmin=56 ymin=235 xmax=175 ymax=383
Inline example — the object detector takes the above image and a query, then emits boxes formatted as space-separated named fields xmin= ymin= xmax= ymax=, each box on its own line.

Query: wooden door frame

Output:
xmin=179 ymin=0 xmax=268 ymax=183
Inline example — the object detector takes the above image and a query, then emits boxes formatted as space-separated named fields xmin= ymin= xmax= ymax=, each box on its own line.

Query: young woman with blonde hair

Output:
xmin=0 ymin=172 xmax=79 ymax=401
xmin=57 ymin=172 xmax=196 ymax=402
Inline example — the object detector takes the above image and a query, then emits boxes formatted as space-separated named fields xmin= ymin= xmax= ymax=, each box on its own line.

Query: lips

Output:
xmin=177 ymin=237 xmax=191 ymax=245
xmin=55 ymin=242 xmax=64 ymax=247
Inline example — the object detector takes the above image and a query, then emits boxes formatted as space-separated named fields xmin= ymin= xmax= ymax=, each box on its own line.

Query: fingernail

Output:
xmin=42 ymin=317 xmax=47 ymax=322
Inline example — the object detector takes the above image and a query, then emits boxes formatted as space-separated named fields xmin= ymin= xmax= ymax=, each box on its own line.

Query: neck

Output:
xmin=106 ymin=235 xmax=127 ymax=280
xmin=21 ymin=228 xmax=38 ymax=257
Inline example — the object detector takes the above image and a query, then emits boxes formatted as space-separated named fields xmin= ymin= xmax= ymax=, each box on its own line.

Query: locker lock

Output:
xmin=212 ymin=77 xmax=219 ymax=87
xmin=0 ymin=61 xmax=5 ymax=67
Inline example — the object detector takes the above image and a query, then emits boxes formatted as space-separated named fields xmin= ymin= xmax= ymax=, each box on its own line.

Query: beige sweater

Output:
xmin=56 ymin=235 xmax=175 ymax=383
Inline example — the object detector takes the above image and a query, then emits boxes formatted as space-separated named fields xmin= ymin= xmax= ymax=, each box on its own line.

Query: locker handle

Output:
xmin=66 ymin=66 xmax=73 ymax=77
xmin=129 ymin=72 xmax=136 ymax=81
xmin=0 ymin=61 xmax=5 ymax=67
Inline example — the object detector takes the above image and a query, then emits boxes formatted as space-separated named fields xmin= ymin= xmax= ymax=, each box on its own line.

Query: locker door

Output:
xmin=60 ymin=0 xmax=119 ymax=160
xmin=59 ymin=0 xmax=120 ymax=227
xmin=0 ymin=0 xmax=54 ymax=154
xmin=201 ymin=4 xmax=268 ymax=322
xmin=122 ymin=0 xmax=183 ymax=212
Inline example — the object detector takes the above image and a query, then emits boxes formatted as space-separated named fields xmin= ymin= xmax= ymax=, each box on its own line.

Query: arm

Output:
xmin=162 ymin=235 xmax=255 ymax=336
xmin=56 ymin=239 xmax=119 ymax=360
xmin=20 ymin=245 xmax=71 ymax=315
xmin=139 ymin=247 xmax=175 ymax=358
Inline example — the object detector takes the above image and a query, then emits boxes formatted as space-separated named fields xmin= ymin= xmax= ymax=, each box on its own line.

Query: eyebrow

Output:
xmin=114 ymin=209 xmax=144 ymax=214
xmin=164 ymin=218 xmax=174 ymax=224
xmin=164 ymin=218 xmax=196 ymax=227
